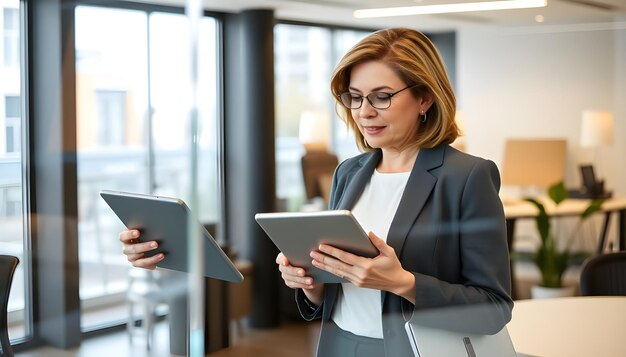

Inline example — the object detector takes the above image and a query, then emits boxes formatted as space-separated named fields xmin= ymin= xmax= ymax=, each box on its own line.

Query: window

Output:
xmin=274 ymin=24 xmax=369 ymax=210
xmin=75 ymin=5 xmax=220 ymax=330
xmin=3 ymin=7 xmax=19 ymax=67
xmin=331 ymin=30 xmax=369 ymax=160
xmin=148 ymin=12 xmax=220 ymax=222
xmin=5 ymin=95 xmax=20 ymax=153
xmin=0 ymin=0 xmax=28 ymax=343
xmin=95 ymin=90 xmax=126 ymax=147
xmin=75 ymin=9 xmax=149 ymax=329
xmin=274 ymin=24 xmax=332 ymax=209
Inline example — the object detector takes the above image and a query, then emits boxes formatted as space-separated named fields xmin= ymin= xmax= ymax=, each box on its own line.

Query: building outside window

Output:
xmin=95 ymin=89 xmax=126 ymax=147
xmin=3 ymin=7 xmax=18 ymax=68
xmin=4 ymin=95 xmax=19 ymax=153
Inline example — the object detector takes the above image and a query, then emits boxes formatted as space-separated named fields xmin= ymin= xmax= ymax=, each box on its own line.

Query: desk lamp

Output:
xmin=578 ymin=110 xmax=613 ymax=198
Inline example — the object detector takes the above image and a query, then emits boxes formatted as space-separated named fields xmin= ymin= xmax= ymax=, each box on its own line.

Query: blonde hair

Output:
xmin=330 ymin=28 xmax=459 ymax=152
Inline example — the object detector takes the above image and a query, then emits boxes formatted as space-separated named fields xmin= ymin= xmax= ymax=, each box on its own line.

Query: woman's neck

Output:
xmin=377 ymin=147 xmax=420 ymax=173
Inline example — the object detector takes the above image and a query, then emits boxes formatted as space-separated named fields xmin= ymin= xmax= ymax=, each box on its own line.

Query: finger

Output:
xmin=119 ymin=229 xmax=140 ymax=243
xmin=317 ymin=244 xmax=359 ymax=265
xmin=125 ymin=252 xmax=144 ymax=262
xmin=311 ymin=258 xmax=351 ymax=281
xmin=368 ymin=232 xmax=392 ymax=255
xmin=284 ymin=280 xmax=316 ymax=290
xmin=123 ymin=241 xmax=158 ymax=255
xmin=279 ymin=267 xmax=315 ymax=289
xmin=275 ymin=253 xmax=289 ymax=266
xmin=281 ymin=272 xmax=314 ymax=287
xmin=131 ymin=253 xmax=165 ymax=269
xmin=310 ymin=251 xmax=346 ymax=269
xmin=276 ymin=259 xmax=313 ymax=287
xmin=278 ymin=264 xmax=307 ymax=278
xmin=310 ymin=251 xmax=353 ymax=274
xmin=283 ymin=275 xmax=316 ymax=289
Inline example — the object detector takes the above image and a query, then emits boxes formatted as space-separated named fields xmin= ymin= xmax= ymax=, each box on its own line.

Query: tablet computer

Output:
xmin=405 ymin=304 xmax=517 ymax=357
xmin=100 ymin=190 xmax=243 ymax=283
xmin=405 ymin=322 xmax=517 ymax=357
xmin=254 ymin=210 xmax=378 ymax=283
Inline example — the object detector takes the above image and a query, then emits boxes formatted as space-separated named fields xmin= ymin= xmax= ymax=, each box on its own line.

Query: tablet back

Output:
xmin=255 ymin=210 xmax=378 ymax=283
xmin=405 ymin=321 xmax=517 ymax=357
xmin=100 ymin=190 xmax=243 ymax=283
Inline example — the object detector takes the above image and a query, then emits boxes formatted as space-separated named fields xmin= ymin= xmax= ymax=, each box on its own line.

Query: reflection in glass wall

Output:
xmin=149 ymin=13 xmax=219 ymax=223
xmin=274 ymin=24 xmax=369 ymax=210
xmin=75 ymin=6 xmax=150 ymax=330
xmin=75 ymin=5 xmax=219 ymax=330
xmin=0 ymin=0 xmax=27 ymax=342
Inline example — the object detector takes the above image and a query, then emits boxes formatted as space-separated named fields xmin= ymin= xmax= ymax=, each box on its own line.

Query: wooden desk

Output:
xmin=507 ymin=297 xmax=626 ymax=357
xmin=502 ymin=197 xmax=626 ymax=299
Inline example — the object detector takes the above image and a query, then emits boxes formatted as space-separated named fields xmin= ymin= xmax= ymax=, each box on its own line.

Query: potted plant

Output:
xmin=525 ymin=181 xmax=604 ymax=298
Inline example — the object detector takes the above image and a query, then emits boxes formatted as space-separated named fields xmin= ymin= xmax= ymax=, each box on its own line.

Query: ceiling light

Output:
xmin=535 ymin=14 xmax=545 ymax=22
xmin=354 ymin=0 xmax=548 ymax=18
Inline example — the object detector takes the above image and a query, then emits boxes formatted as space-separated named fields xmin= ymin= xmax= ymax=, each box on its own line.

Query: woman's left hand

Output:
xmin=310 ymin=232 xmax=416 ymax=302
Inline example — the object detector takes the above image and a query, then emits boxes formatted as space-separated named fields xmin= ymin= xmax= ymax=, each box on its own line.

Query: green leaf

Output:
xmin=534 ymin=242 xmax=569 ymax=288
xmin=581 ymin=199 xmax=604 ymax=220
xmin=524 ymin=198 xmax=550 ymax=242
xmin=548 ymin=181 xmax=568 ymax=205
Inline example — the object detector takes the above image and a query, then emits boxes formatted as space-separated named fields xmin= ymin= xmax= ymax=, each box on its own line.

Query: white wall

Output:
xmin=457 ymin=26 xmax=624 ymax=195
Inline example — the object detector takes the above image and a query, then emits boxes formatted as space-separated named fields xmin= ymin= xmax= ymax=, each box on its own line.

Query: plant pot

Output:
xmin=531 ymin=285 xmax=576 ymax=299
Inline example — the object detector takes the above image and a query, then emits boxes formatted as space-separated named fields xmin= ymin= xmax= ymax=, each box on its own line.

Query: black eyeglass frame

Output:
xmin=338 ymin=84 xmax=419 ymax=110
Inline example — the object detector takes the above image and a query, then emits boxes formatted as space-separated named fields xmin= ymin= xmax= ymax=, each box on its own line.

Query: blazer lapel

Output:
xmin=386 ymin=145 xmax=444 ymax=254
xmin=336 ymin=150 xmax=381 ymax=210
xmin=382 ymin=145 xmax=445 ymax=304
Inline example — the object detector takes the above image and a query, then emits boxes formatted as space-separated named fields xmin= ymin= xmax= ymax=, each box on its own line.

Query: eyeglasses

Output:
xmin=338 ymin=84 xmax=418 ymax=110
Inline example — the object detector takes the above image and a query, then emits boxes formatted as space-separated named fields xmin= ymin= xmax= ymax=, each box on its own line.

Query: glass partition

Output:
xmin=75 ymin=4 xmax=220 ymax=331
xmin=0 ymin=0 xmax=29 ymax=342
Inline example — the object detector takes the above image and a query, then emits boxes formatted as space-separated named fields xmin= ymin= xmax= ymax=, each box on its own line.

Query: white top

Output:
xmin=332 ymin=169 xmax=410 ymax=338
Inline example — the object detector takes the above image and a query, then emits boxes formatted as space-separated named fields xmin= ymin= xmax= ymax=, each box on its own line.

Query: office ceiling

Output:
xmin=136 ymin=0 xmax=626 ymax=32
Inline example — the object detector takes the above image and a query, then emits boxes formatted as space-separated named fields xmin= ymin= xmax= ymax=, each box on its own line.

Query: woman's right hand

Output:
xmin=119 ymin=229 xmax=165 ymax=270
xmin=276 ymin=252 xmax=324 ymax=305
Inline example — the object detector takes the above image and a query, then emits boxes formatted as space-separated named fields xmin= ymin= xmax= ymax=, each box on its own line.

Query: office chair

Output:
xmin=0 ymin=255 xmax=19 ymax=357
xmin=301 ymin=149 xmax=338 ymax=204
xmin=127 ymin=268 xmax=168 ymax=350
xmin=579 ymin=252 xmax=626 ymax=296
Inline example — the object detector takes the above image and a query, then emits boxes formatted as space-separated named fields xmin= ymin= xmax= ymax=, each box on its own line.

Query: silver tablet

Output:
xmin=405 ymin=322 xmax=517 ymax=357
xmin=255 ymin=210 xmax=378 ymax=283
xmin=100 ymin=190 xmax=243 ymax=283
xmin=404 ymin=304 xmax=518 ymax=357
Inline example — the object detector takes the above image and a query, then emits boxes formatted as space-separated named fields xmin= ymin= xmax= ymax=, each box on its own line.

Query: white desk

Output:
xmin=502 ymin=197 xmax=626 ymax=299
xmin=503 ymin=197 xmax=626 ymax=251
xmin=507 ymin=297 xmax=626 ymax=357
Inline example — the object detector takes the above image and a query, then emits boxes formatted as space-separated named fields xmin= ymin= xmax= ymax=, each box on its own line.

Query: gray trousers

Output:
xmin=316 ymin=320 xmax=385 ymax=357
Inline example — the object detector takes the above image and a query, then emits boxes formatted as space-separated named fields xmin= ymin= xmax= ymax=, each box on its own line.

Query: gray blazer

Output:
xmin=295 ymin=144 xmax=513 ymax=356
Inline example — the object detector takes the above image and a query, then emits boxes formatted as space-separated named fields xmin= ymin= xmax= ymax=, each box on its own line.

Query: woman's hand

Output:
xmin=276 ymin=252 xmax=324 ymax=305
xmin=310 ymin=232 xmax=416 ymax=303
xmin=119 ymin=229 xmax=165 ymax=270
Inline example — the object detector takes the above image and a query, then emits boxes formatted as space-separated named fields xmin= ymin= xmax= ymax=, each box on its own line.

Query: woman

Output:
xmin=276 ymin=28 xmax=512 ymax=356
xmin=120 ymin=27 xmax=512 ymax=357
